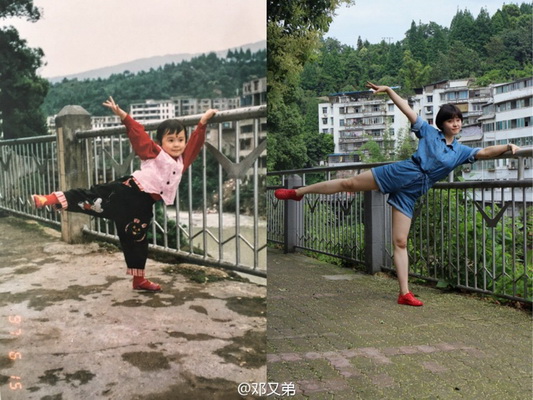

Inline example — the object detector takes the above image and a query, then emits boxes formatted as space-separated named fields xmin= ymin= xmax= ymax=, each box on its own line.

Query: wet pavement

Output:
xmin=0 ymin=214 xmax=266 ymax=399
xmin=267 ymin=249 xmax=532 ymax=400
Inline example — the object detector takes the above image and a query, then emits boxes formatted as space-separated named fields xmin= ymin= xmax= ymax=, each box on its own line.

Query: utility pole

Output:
xmin=382 ymin=37 xmax=393 ymax=44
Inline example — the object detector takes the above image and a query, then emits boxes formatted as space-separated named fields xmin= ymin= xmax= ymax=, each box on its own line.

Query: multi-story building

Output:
xmin=91 ymin=115 xmax=123 ymax=129
xmin=220 ymin=77 xmax=267 ymax=179
xmin=417 ymin=79 xmax=491 ymax=127
xmin=318 ymin=88 xmax=412 ymax=164
xmin=461 ymin=77 xmax=533 ymax=181
xmin=242 ymin=77 xmax=267 ymax=107
xmin=130 ymin=100 xmax=175 ymax=122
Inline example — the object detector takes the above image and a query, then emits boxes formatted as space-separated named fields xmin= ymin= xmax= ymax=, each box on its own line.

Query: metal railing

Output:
xmin=0 ymin=106 xmax=266 ymax=277
xmin=267 ymin=148 xmax=533 ymax=302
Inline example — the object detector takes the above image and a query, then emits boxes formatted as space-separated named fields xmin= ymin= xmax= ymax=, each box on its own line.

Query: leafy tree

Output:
xmin=267 ymin=0 xmax=354 ymax=172
xmin=399 ymin=50 xmax=431 ymax=91
xmin=0 ymin=1 xmax=48 ymax=139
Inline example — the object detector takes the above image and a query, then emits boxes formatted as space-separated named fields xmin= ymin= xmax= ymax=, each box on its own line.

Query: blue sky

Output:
xmin=325 ymin=0 xmax=514 ymax=45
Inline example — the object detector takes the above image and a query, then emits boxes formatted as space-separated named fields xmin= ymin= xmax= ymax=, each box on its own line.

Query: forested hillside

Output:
xmin=301 ymin=3 xmax=532 ymax=96
xmin=42 ymin=48 xmax=266 ymax=116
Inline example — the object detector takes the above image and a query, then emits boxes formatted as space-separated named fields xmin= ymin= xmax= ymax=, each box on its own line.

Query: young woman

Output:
xmin=275 ymin=82 xmax=520 ymax=306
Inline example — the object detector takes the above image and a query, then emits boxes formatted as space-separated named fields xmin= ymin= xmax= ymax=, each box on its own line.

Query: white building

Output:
xmin=318 ymin=89 xmax=412 ymax=164
xmin=91 ymin=115 xmax=123 ymax=129
xmin=130 ymin=100 xmax=175 ymax=122
xmin=462 ymin=77 xmax=533 ymax=181
xmin=417 ymin=79 xmax=491 ymax=127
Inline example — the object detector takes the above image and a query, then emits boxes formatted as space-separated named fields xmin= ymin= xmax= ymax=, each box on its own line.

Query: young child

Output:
xmin=33 ymin=97 xmax=217 ymax=291
xmin=275 ymin=82 xmax=520 ymax=306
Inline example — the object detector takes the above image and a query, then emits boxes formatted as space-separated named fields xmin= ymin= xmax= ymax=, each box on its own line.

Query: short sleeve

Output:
xmin=411 ymin=116 xmax=427 ymax=139
xmin=458 ymin=145 xmax=482 ymax=164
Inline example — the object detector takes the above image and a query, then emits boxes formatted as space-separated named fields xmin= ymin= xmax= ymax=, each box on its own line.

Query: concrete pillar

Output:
xmin=363 ymin=190 xmax=388 ymax=274
xmin=55 ymin=105 xmax=91 ymax=243
xmin=284 ymin=174 xmax=303 ymax=253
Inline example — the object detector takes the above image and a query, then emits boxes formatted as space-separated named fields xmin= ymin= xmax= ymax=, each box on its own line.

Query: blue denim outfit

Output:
xmin=372 ymin=117 xmax=481 ymax=218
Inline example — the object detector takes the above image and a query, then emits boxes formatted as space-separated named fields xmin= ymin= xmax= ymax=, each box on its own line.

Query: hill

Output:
xmin=47 ymin=40 xmax=266 ymax=83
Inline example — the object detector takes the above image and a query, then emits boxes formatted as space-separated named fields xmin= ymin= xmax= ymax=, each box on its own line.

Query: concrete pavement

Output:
xmin=0 ymin=214 xmax=266 ymax=399
xmin=267 ymin=249 xmax=532 ymax=399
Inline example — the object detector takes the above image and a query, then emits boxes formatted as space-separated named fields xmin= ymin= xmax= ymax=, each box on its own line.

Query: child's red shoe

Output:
xmin=32 ymin=194 xmax=59 ymax=208
xmin=32 ymin=194 xmax=48 ymax=208
xmin=274 ymin=189 xmax=303 ymax=201
xmin=398 ymin=292 xmax=423 ymax=306
xmin=133 ymin=278 xmax=162 ymax=292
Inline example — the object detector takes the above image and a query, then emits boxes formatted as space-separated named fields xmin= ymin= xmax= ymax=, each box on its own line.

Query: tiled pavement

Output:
xmin=267 ymin=249 xmax=532 ymax=399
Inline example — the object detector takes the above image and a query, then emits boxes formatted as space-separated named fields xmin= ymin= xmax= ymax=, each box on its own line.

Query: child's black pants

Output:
xmin=60 ymin=177 xmax=155 ymax=275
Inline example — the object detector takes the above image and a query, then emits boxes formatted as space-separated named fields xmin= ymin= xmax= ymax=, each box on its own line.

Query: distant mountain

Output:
xmin=47 ymin=40 xmax=266 ymax=83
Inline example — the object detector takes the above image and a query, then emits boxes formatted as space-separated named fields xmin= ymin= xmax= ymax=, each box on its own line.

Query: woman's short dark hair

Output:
xmin=436 ymin=104 xmax=463 ymax=131
xmin=156 ymin=119 xmax=186 ymax=143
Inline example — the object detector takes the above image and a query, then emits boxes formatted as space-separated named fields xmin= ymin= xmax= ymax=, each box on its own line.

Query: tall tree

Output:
xmin=267 ymin=0 xmax=354 ymax=172
xmin=0 ymin=0 xmax=48 ymax=139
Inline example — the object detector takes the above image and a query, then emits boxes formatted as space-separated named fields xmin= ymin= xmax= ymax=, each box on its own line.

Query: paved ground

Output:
xmin=0 ymin=214 xmax=266 ymax=400
xmin=268 ymin=249 xmax=532 ymax=400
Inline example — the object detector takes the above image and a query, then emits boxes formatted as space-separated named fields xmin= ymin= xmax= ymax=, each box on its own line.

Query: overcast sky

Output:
xmin=325 ymin=0 xmax=513 ymax=45
xmin=1 ymin=0 xmax=266 ymax=78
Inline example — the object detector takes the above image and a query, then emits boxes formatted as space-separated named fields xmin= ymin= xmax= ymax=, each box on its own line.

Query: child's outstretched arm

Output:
xmin=182 ymin=109 xmax=218 ymax=170
xmin=103 ymin=96 xmax=160 ymax=160
xmin=476 ymin=143 xmax=520 ymax=160
xmin=366 ymin=82 xmax=418 ymax=124
xmin=103 ymin=96 xmax=128 ymax=120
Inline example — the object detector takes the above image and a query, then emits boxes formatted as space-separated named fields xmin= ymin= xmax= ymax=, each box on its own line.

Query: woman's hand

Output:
xmin=102 ymin=96 xmax=127 ymax=120
xmin=508 ymin=143 xmax=520 ymax=154
xmin=366 ymin=82 xmax=390 ymax=94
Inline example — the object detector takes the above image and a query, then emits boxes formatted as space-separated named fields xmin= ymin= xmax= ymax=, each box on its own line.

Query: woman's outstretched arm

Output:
xmin=366 ymin=82 xmax=418 ymax=124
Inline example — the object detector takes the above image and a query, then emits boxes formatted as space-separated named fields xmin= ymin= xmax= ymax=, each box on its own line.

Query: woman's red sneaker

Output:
xmin=398 ymin=292 xmax=423 ymax=306
xmin=274 ymin=189 xmax=303 ymax=201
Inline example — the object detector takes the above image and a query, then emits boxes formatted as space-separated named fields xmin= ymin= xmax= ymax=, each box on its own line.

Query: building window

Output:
xmin=427 ymin=95 xmax=433 ymax=102
xmin=340 ymin=119 xmax=345 ymax=126
xmin=322 ymin=107 xmax=328 ymax=114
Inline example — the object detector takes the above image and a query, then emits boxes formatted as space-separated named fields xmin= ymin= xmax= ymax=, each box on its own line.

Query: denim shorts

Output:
xmin=371 ymin=159 xmax=430 ymax=219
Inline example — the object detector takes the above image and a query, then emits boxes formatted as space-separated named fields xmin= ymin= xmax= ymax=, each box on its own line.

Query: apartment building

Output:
xmin=417 ymin=79 xmax=491 ymax=127
xmin=461 ymin=77 xmax=533 ymax=181
xmin=130 ymin=100 xmax=175 ymax=122
xmin=242 ymin=77 xmax=267 ymax=107
xmin=318 ymin=88 xmax=411 ymax=164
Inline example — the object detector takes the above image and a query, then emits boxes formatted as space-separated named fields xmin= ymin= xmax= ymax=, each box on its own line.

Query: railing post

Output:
xmin=55 ymin=105 xmax=91 ymax=244
xmin=364 ymin=190 xmax=388 ymax=274
xmin=284 ymin=174 xmax=303 ymax=253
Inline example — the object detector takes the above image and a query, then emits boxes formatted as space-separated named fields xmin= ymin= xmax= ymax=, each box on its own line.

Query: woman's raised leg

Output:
xmin=275 ymin=170 xmax=379 ymax=200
